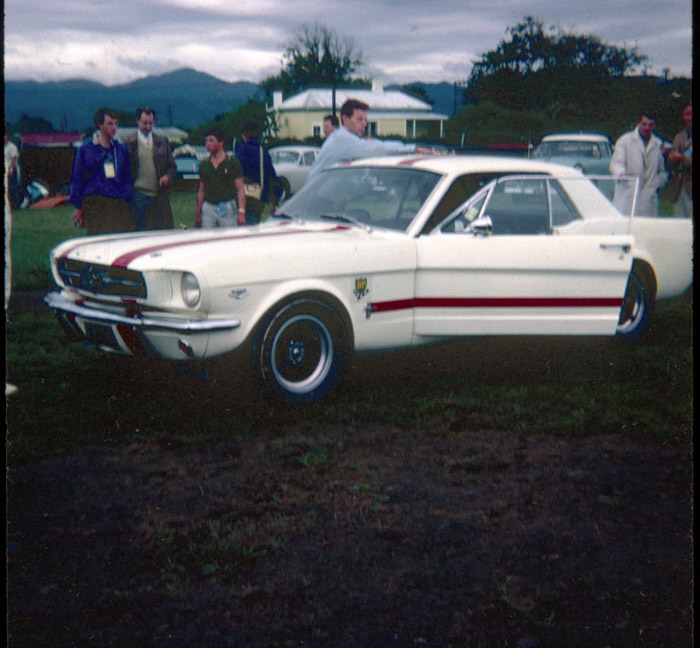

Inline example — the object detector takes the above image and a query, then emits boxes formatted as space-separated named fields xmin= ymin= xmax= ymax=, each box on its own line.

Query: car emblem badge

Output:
xmin=80 ymin=265 xmax=109 ymax=292
xmin=354 ymin=277 xmax=368 ymax=300
xmin=229 ymin=288 xmax=248 ymax=300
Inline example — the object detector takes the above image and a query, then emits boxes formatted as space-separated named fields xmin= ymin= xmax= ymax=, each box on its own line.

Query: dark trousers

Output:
xmin=83 ymin=195 xmax=132 ymax=235
xmin=130 ymin=190 xmax=156 ymax=231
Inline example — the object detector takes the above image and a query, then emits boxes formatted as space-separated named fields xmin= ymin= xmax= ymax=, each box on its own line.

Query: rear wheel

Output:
xmin=616 ymin=263 xmax=655 ymax=341
xmin=252 ymin=298 xmax=350 ymax=403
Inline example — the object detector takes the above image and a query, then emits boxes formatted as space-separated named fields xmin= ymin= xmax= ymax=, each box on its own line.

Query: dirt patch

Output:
xmin=7 ymin=423 xmax=692 ymax=647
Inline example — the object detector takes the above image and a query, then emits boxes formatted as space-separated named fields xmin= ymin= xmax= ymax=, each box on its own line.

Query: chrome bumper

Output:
xmin=44 ymin=291 xmax=241 ymax=333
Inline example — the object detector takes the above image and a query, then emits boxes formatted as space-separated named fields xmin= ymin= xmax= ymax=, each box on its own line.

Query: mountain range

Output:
xmin=4 ymin=68 xmax=463 ymax=133
xmin=4 ymin=68 xmax=262 ymax=132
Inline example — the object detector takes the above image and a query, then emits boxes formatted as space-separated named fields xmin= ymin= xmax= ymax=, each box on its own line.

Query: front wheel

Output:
xmin=277 ymin=177 xmax=291 ymax=203
xmin=616 ymin=264 xmax=655 ymax=341
xmin=252 ymin=298 xmax=350 ymax=403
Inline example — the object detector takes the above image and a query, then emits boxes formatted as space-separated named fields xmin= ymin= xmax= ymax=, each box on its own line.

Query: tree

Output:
xmin=262 ymin=23 xmax=363 ymax=97
xmin=464 ymin=16 xmax=651 ymax=118
xmin=186 ymin=99 xmax=271 ymax=147
xmin=469 ymin=16 xmax=648 ymax=81
xmin=8 ymin=114 xmax=55 ymax=134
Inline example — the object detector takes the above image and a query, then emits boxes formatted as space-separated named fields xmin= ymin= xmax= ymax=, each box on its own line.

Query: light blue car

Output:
xmin=534 ymin=133 xmax=614 ymax=175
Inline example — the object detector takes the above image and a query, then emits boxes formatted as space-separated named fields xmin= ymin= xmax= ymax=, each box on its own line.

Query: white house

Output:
xmin=268 ymin=81 xmax=447 ymax=141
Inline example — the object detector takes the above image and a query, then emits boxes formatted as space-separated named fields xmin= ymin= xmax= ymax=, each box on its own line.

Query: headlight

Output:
xmin=180 ymin=272 xmax=201 ymax=308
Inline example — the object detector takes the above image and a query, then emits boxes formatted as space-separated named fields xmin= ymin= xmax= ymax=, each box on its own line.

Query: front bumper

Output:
xmin=44 ymin=291 xmax=241 ymax=333
xmin=44 ymin=290 xmax=242 ymax=358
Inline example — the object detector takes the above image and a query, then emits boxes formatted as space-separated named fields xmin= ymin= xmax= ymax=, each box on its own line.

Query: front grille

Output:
xmin=56 ymin=259 xmax=147 ymax=298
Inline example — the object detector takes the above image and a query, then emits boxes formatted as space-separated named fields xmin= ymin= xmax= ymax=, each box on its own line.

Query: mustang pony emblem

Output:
xmin=354 ymin=277 xmax=369 ymax=300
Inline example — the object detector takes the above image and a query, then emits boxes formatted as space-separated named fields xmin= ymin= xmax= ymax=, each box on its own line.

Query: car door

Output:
xmin=413 ymin=176 xmax=633 ymax=337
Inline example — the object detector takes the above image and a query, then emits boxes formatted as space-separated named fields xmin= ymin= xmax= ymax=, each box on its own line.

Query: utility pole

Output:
xmin=332 ymin=67 xmax=337 ymax=118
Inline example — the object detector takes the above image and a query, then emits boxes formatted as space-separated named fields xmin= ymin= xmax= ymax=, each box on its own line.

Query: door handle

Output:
xmin=600 ymin=242 xmax=631 ymax=253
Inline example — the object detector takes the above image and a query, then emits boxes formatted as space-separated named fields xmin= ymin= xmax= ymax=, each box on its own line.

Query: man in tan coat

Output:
xmin=125 ymin=107 xmax=177 ymax=230
xmin=666 ymin=101 xmax=692 ymax=218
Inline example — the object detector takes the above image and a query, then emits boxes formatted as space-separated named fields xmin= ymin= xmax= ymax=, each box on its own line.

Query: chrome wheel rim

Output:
xmin=270 ymin=313 xmax=334 ymax=394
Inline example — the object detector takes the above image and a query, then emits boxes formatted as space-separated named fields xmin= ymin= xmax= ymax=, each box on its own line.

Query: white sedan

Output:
xmin=269 ymin=145 xmax=320 ymax=198
xmin=534 ymin=133 xmax=614 ymax=175
xmin=45 ymin=156 xmax=693 ymax=403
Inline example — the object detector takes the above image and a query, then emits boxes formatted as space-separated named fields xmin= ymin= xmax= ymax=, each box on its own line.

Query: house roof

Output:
xmin=20 ymin=133 xmax=83 ymax=147
xmin=276 ymin=88 xmax=438 ymax=113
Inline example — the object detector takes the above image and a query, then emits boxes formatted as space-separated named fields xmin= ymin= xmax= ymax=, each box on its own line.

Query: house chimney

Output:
xmin=273 ymin=91 xmax=283 ymax=109
xmin=371 ymin=80 xmax=384 ymax=93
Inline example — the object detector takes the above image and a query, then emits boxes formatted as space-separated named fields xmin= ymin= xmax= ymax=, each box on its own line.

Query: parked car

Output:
xmin=44 ymin=155 xmax=692 ymax=403
xmin=269 ymin=145 xmax=320 ymax=198
xmin=172 ymin=145 xmax=208 ymax=185
xmin=534 ymin=133 xmax=614 ymax=174
xmin=174 ymin=155 xmax=201 ymax=180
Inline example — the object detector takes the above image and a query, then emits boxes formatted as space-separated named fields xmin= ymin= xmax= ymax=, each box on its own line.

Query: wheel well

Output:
xmin=255 ymin=291 xmax=354 ymax=350
xmin=631 ymin=259 xmax=657 ymax=300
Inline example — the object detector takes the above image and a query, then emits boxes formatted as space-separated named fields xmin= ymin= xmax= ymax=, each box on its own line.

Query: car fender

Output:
xmin=243 ymin=277 xmax=357 ymax=347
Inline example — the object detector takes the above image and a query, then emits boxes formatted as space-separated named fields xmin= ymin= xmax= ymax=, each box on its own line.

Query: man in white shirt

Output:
xmin=307 ymin=99 xmax=434 ymax=183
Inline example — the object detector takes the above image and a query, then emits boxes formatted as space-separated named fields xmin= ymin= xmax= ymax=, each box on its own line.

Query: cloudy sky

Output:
xmin=3 ymin=0 xmax=692 ymax=86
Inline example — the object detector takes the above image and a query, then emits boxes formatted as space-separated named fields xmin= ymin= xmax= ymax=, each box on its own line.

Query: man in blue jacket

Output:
xmin=70 ymin=107 xmax=132 ymax=234
xmin=235 ymin=120 xmax=280 ymax=225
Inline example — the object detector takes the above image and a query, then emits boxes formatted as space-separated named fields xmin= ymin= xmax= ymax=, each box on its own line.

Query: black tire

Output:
xmin=278 ymin=177 xmax=291 ymax=202
xmin=616 ymin=263 xmax=655 ymax=341
xmin=252 ymin=298 xmax=350 ymax=403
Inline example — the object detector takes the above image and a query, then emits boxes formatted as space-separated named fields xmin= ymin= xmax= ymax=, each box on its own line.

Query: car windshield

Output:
xmin=271 ymin=151 xmax=301 ymax=165
xmin=537 ymin=141 xmax=603 ymax=158
xmin=277 ymin=166 xmax=442 ymax=232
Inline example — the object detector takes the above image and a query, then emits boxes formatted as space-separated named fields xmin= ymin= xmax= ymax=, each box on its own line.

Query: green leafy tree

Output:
xmin=262 ymin=22 xmax=363 ymax=96
xmin=466 ymin=16 xmax=649 ymax=114
xmin=469 ymin=16 xmax=647 ymax=81
xmin=7 ymin=114 xmax=55 ymax=134
xmin=186 ymin=99 xmax=272 ymax=148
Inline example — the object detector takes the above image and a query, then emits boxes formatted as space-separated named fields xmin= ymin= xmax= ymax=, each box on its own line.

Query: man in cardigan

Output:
xmin=125 ymin=107 xmax=177 ymax=231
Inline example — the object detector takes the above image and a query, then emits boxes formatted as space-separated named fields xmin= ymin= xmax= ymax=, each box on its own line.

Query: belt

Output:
xmin=205 ymin=198 xmax=235 ymax=205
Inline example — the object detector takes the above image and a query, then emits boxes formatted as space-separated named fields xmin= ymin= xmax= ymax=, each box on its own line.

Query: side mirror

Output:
xmin=467 ymin=215 xmax=493 ymax=236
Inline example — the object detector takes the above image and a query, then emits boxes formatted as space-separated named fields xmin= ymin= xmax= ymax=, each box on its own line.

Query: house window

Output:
xmin=367 ymin=122 xmax=379 ymax=137
xmin=312 ymin=123 xmax=322 ymax=138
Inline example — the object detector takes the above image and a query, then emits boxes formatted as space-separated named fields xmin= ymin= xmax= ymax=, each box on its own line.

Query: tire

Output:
xmin=616 ymin=263 xmax=655 ymax=341
xmin=277 ymin=177 xmax=291 ymax=202
xmin=252 ymin=298 xmax=350 ymax=403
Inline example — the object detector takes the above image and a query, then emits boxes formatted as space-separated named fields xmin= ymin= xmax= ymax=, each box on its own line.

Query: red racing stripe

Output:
xmin=109 ymin=225 xmax=350 ymax=268
xmin=369 ymin=296 xmax=623 ymax=313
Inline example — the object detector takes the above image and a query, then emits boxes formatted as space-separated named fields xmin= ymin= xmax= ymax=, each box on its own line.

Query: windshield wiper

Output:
xmin=321 ymin=213 xmax=372 ymax=232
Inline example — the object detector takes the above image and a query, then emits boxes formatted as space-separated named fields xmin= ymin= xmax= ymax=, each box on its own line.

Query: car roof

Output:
xmin=341 ymin=154 xmax=585 ymax=178
xmin=540 ymin=133 xmax=611 ymax=143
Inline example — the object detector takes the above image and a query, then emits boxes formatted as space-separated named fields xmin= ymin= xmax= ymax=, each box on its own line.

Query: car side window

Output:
xmin=440 ymin=193 xmax=488 ymax=233
xmin=422 ymin=173 xmax=498 ymax=234
xmin=548 ymin=180 xmax=582 ymax=227
xmin=483 ymin=179 xmax=551 ymax=235
xmin=302 ymin=152 xmax=316 ymax=166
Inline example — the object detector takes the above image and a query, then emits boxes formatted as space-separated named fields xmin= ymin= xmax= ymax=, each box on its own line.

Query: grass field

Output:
xmin=8 ymin=192 xmax=199 ymax=291
xmin=5 ymin=189 xmax=693 ymax=466
xmin=6 ymin=186 xmax=693 ymax=648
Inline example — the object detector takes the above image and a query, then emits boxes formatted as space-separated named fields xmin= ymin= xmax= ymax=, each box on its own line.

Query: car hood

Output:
xmin=51 ymin=220 xmax=398 ymax=272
